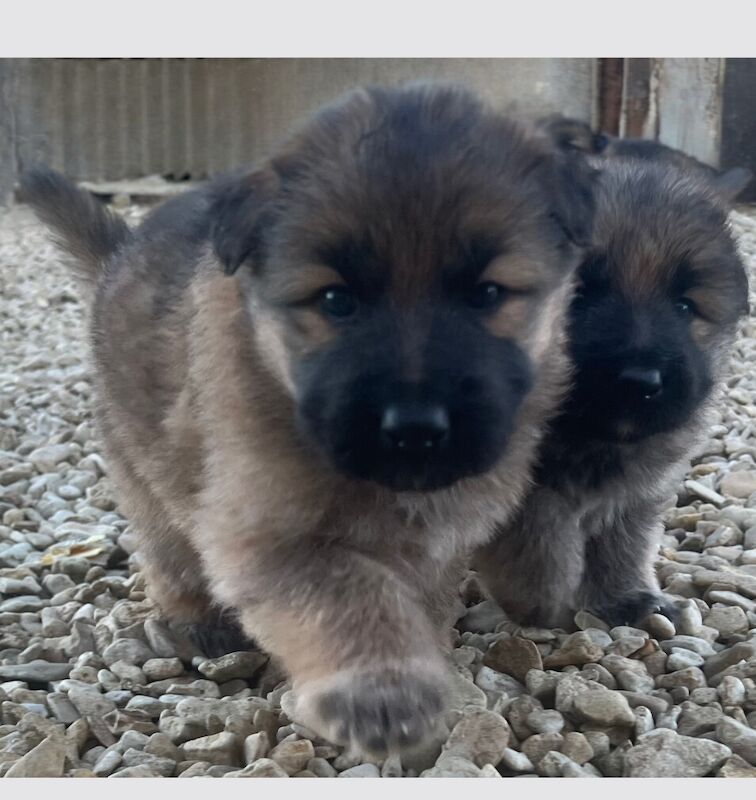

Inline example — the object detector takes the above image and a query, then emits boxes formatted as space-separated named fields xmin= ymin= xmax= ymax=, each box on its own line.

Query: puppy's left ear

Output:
xmin=209 ymin=170 xmax=278 ymax=275
xmin=545 ymin=148 xmax=598 ymax=249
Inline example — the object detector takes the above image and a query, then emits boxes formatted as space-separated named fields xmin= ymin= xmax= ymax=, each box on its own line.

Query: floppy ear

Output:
xmin=545 ymin=148 xmax=598 ymax=248
xmin=536 ymin=114 xmax=600 ymax=155
xmin=592 ymin=131 xmax=611 ymax=153
xmin=209 ymin=170 xmax=278 ymax=275
xmin=710 ymin=166 xmax=752 ymax=204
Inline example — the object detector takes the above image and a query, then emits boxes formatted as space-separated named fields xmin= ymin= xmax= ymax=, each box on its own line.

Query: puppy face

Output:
xmin=563 ymin=161 xmax=748 ymax=443
xmin=212 ymin=85 xmax=594 ymax=491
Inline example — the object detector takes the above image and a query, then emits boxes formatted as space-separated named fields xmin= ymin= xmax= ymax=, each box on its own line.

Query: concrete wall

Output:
xmin=0 ymin=58 xmax=598 ymax=201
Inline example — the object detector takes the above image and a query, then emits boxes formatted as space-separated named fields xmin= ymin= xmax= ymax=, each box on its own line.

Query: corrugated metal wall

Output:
xmin=1 ymin=58 xmax=598 ymax=199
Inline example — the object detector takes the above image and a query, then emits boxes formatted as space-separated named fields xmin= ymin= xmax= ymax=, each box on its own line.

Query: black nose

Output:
xmin=381 ymin=402 xmax=450 ymax=453
xmin=618 ymin=367 xmax=663 ymax=400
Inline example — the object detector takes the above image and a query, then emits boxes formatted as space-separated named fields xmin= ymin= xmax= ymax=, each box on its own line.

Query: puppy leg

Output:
xmin=108 ymin=456 xmax=250 ymax=654
xmin=175 ymin=610 xmax=254 ymax=658
xmin=205 ymin=540 xmax=448 ymax=755
xmin=579 ymin=508 xmax=674 ymax=626
xmin=109 ymin=486 xmax=208 ymax=623
xmin=137 ymin=525 xmax=256 ymax=655
xmin=475 ymin=489 xmax=585 ymax=629
xmin=419 ymin=554 xmax=468 ymax=644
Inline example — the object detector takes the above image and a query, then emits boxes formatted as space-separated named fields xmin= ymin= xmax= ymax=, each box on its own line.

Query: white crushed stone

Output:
xmin=0 ymin=202 xmax=755 ymax=777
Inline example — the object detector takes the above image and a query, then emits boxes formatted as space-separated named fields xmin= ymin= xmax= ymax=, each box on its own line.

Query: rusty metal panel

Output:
xmin=599 ymin=59 xmax=725 ymax=168
xmin=4 ymin=57 xmax=598 ymax=192
xmin=597 ymin=58 xmax=624 ymax=136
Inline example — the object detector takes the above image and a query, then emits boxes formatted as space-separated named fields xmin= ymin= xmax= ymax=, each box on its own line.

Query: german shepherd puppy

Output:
xmin=476 ymin=157 xmax=748 ymax=629
xmin=21 ymin=84 xmax=595 ymax=754
xmin=537 ymin=113 xmax=753 ymax=202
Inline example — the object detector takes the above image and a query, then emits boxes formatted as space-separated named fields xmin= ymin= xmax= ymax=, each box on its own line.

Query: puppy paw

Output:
xmin=294 ymin=665 xmax=446 ymax=755
xmin=180 ymin=608 xmax=256 ymax=658
xmin=591 ymin=590 xmax=678 ymax=628
xmin=521 ymin=603 xmax=575 ymax=631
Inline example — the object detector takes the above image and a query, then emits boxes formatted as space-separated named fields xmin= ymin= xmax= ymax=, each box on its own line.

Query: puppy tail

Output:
xmin=18 ymin=166 xmax=130 ymax=289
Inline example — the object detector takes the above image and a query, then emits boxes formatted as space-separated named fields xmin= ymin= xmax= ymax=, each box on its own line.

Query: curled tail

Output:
xmin=18 ymin=166 xmax=131 ymax=289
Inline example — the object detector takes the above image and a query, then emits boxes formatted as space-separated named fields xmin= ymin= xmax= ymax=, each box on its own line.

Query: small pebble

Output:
xmin=338 ymin=763 xmax=381 ymax=777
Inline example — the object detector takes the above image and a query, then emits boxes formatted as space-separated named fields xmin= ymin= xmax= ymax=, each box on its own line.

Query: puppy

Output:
xmin=537 ymin=113 xmax=753 ymax=202
xmin=476 ymin=157 xmax=748 ymax=629
xmin=21 ymin=83 xmax=595 ymax=754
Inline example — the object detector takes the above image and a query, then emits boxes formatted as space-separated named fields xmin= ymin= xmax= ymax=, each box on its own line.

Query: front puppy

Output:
xmin=477 ymin=159 xmax=748 ymax=628
xmin=21 ymin=83 xmax=593 ymax=754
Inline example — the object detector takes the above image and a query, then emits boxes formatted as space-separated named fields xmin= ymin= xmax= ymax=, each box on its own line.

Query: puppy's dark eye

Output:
xmin=674 ymin=298 xmax=696 ymax=318
xmin=320 ymin=286 xmax=358 ymax=319
xmin=467 ymin=282 xmax=508 ymax=310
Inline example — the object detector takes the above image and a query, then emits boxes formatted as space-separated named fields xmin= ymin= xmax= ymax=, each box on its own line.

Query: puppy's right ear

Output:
xmin=545 ymin=147 xmax=598 ymax=249
xmin=592 ymin=132 xmax=611 ymax=153
xmin=537 ymin=114 xmax=602 ymax=155
xmin=210 ymin=170 xmax=278 ymax=275
xmin=710 ymin=166 xmax=752 ymax=204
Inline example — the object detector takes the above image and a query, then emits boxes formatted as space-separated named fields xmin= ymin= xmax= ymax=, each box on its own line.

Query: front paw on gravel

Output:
xmin=592 ymin=590 xmax=679 ymax=628
xmin=302 ymin=670 xmax=445 ymax=755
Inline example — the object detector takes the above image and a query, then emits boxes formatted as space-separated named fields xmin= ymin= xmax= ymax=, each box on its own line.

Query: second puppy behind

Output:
xmin=537 ymin=113 xmax=753 ymax=202
xmin=476 ymin=156 xmax=748 ymax=629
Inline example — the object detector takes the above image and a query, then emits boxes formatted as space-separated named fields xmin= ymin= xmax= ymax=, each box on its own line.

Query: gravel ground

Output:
xmin=1 ymin=201 xmax=756 ymax=778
